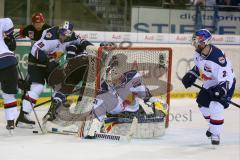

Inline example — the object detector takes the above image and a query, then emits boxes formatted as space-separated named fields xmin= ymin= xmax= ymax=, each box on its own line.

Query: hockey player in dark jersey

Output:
xmin=15 ymin=21 xmax=91 ymax=128
xmin=15 ymin=12 xmax=51 ymax=41
xmin=43 ymin=41 xmax=93 ymax=122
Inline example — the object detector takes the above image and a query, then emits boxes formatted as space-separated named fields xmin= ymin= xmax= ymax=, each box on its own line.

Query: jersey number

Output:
xmin=37 ymin=42 xmax=45 ymax=48
xmin=223 ymin=71 xmax=227 ymax=77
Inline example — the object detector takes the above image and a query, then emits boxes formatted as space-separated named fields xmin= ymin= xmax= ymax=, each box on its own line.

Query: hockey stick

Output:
xmin=33 ymin=99 xmax=52 ymax=108
xmin=33 ymin=85 xmax=88 ymax=109
xmin=30 ymin=101 xmax=45 ymax=134
xmin=26 ymin=62 xmax=47 ymax=68
xmin=48 ymin=128 xmax=127 ymax=141
xmin=17 ymin=65 xmax=45 ymax=133
xmin=48 ymin=117 xmax=137 ymax=142
xmin=176 ymin=74 xmax=240 ymax=108
xmin=48 ymin=127 xmax=124 ymax=140
xmin=191 ymin=83 xmax=240 ymax=108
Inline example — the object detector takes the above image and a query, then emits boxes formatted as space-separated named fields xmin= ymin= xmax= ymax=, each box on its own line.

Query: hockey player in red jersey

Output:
xmin=15 ymin=12 xmax=51 ymax=41
xmin=182 ymin=29 xmax=236 ymax=145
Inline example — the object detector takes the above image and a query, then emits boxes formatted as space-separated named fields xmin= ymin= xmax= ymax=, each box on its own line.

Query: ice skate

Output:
xmin=16 ymin=110 xmax=35 ymax=129
xmin=6 ymin=120 xmax=15 ymax=135
xmin=43 ymin=99 xmax=61 ymax=122
xmin=206 ymin=129 xmax=212 ymax=138
xmin=211 ymin=134 xmax=220 ymax=145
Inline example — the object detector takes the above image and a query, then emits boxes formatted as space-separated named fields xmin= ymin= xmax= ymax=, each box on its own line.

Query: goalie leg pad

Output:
xmin=104 ymin=117 xmax=166 ymax=138
xmin=83 ymin=118 xmax=103 ymax=138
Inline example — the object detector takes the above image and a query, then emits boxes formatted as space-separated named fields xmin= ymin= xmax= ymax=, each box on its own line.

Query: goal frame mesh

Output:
xmin=96 ymin=47 xmax=172 ymax=128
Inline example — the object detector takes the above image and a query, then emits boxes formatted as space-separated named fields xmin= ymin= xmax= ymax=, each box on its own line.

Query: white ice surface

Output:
xmin=0 ymin=99 xmax=239 ymax=160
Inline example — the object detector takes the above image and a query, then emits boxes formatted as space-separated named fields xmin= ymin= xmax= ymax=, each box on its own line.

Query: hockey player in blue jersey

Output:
xmin=0 ymin=18 xmax=17 ymax=132
xmin=181 ymin=29 xmax=236 ymax=145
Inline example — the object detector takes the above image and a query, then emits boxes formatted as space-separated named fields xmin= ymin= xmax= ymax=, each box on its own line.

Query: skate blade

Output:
xmin=210 ymin=144 xmax=219 ymax=150
xmin=8 ymin=129 xmax=14 ymax=136
xmin=16 ymin=122 xmax=35 ymax=129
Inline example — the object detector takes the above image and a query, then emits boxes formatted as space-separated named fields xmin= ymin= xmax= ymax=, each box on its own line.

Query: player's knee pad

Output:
xmin=1 ymin=92 xmax=16 ymax=103
xmin=209 ymin=102 xmax=224 ymax=121
xmin=199 ymin=106 xmax=210 ymax=118
xmin=25 ymin=83 xmax=44 ymax=103
xmin=30 ymin=83 xmax=44 ymax=96
xmin=1 ymin=93 xmax=17 ymax=120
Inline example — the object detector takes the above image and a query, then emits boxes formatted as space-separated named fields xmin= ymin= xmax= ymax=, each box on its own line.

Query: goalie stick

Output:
xmin=48 ymin=128 xmax=125 ymax=141
xmin=47 ymin=117 xmax=137 ymax=142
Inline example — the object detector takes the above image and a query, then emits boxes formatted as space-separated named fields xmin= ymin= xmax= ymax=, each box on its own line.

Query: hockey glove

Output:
xmin=148 ymin=97 xmax=168 ymax=116
xmin=51 ymin=51 xmax=64 ymax=59
xmin=4 ymin=35 xmax=16 ymax=51
xmin=208 ymin=84 xmax=227 ymax=101
xmin=47 ymin=58 xmax=59 ymax=73
xmin=182 ymin=72 xmax=197 ymax=88
xmin=66 ymin=45 xmax=77 ymax=59
xmin=153 ymin=101 xmax=168 ymax=116
xmin=18 ymin=79 xmax=30 ymax=91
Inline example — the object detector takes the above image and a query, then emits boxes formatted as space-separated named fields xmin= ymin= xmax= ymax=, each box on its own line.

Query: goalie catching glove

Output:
xmin=147 ymin=97 xmax=168 ymax=116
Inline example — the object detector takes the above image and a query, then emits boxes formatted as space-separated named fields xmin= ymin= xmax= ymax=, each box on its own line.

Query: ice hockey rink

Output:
xmin=0 ymin=98 xmax=239 ymax=160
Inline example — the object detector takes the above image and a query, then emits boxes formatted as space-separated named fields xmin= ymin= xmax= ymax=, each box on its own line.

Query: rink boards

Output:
xmin=0 ymin=37 xmax=239 ymax=107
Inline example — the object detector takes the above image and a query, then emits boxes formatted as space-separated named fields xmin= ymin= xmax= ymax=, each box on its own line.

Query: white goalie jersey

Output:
xmin=92 ymin=70 xmax=167 ymax=122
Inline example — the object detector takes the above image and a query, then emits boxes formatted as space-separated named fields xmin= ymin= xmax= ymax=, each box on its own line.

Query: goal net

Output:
xmin=97 ymin=47 xmax=172 ymax=127
xmin=45 ymin=46 xmax=172 ymax=137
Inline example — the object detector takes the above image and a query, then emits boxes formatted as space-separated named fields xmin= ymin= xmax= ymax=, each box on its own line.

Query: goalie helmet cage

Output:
xmin=96 ymin=47 xmax=172 ymax=128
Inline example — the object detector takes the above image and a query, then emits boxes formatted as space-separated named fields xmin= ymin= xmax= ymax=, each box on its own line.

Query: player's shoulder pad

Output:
xmin=206 ymin=45 xmax=227 ymax=67
xmin=43 ymin=26 xmax=59 ymax=40
xmin=42 ymin=24 xmax=51 ymax=30
xmin=62 ymin=32 xmax=80 ymax=43
xmin=124 ymin=70 xmax=138 ymax=83
xmin=24 ymin=24 xmax=35 ymax=31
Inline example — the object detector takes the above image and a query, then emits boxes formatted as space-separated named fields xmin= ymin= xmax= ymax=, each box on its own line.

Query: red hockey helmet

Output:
xmin=31 ymin=12 xmax=45 ymax=23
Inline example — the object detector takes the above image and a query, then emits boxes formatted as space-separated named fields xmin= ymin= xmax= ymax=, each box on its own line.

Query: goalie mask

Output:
xmin=106 ymin=55 xmax=126 ymax=87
